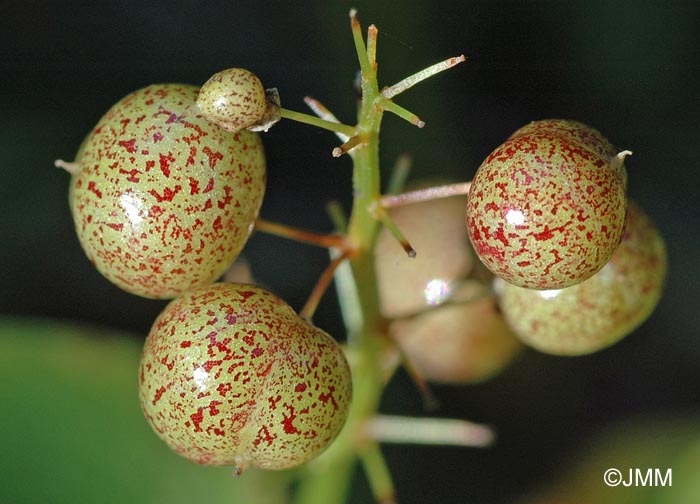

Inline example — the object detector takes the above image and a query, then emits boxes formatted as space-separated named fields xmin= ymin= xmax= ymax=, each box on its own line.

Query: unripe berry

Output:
xmin=466 ymin=119 xmax=628 ymax=290
xmin=374 ymin=187 xmax=520 ymax=383
xmin=374 ymin=192 xmax=476 ymax=318
xmin=69 ymin=84 xmax=266 ymax=299
xmin=197 ymin=68 xmax=267 ymax=132
xmin=495 ymin=201 xmax=667 ymax=355
xmin=390 ymin=294 xmax=522 ymax=384
xmin=139 ymin=283 xmax=352 ymax=471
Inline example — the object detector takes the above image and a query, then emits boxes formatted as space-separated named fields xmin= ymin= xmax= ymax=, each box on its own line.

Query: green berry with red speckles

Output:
xmin=466 ymin=119 xmax=628 ymax=290
xmin=69 ymin=84 xmax=266 ymax=299
xmin=138 ymin=283 xmax=352 ymax=472
xmin=495 ymin=201 xmax=667 ymax=356
xmin=197 ymin=68 xmax=268 ymax=133
xmin=508 ymin=119 xmax=628 ymax=188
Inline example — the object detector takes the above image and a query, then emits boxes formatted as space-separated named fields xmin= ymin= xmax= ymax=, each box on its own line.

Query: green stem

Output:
xmin=292 ymin=12 xmax=465 ymax=504
xmin=292 ymin=13 xmax=388 ymax=504
xmin=360 ymin=443 xmax=396 ymax=503
xmin=378 ymin=98 xmax=425 ymax=128
xmin=279 ymin=107 xmax=356 ymax=137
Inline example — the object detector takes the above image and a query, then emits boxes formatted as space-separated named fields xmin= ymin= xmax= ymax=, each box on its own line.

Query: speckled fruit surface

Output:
xmin=390 ymin=295 xmax=522 ymax=384
xmin=466 ymin=119 xmax=627 ymax=290
xmin=139 ymin=283 xmax=352 ymax=471
xmin=495 ymin=201 xmax=667 ymax=356
xmin=508 ymin=119 xmax=627 ymax=188
xmin=70 ymin=84 xmax=266 ymax=299
xmin=196 ymin=68 xmax=267 ymax=132
xmin=375 ymin=193 xmax=475 ymax=319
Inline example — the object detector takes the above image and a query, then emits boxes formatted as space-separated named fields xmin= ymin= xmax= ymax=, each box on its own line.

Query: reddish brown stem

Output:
xmin=255 ymin=218 xmax=347 ymax=249
xmin=397 ymin=347 xmax=440 ymax=411
xmin=300 ymin=249 xmax=353 ymax=321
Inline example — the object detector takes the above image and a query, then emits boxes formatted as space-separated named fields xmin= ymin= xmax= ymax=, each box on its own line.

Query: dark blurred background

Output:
xmin=1 ymin=1 xmax=699 ymax=503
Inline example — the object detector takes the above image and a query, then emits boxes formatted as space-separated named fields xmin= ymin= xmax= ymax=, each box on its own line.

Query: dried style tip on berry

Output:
xmin=197 ymin=68 xmax=268 ymax=132
xmin=139 ymin=283 xmax=353 ymax=472
xmin=466 ymin=119 xmax=628 ymax=290
xmin=69 ymin=84 xmax=266 ymax=299
xmin=495 ymin=201 xmax=667 ymax=356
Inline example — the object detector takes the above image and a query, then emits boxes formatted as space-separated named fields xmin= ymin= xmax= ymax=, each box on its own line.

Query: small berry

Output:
xmin=139 ymin=283 xmax=352 ymax=471
xmin=197 ymin=68 xmax=267 ymax=132
xmin=466 ymin=119 xmax=628 ymax=290
xmin=495 ymin=201 xmax=667 ymax=355
xmin=69 ymin=84 xmax=266 ymax=299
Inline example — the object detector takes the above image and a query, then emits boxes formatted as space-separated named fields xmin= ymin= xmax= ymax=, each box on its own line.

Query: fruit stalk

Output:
xmin=291 ymin=12 xmax=389 ymax=504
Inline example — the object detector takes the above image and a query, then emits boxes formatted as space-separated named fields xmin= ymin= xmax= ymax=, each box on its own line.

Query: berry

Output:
xmin=69 ymin=84 xmax=266 ymax=299
xmin=466 ymin=119 xmax=628 ymax=290
xmin=390 ymin=294 xmax=522 ymax=384
xmin=374 ymin=190 xmax=477 ymax=318
xmin=508 ymin=119 xmax=628 ymax=188
xmin=139 ymin=283 xmax=352 ymax=471
xmin=495 ymin=200 xmax=667 ymax=355
xmin=196 ymin=68 xmax=267 ymax=132
xmin=374 ymin=187 xmax=520 ymax=383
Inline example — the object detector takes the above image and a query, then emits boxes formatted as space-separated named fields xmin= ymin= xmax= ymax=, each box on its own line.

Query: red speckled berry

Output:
xmin=495 ymin=201 xmax=667 ymax=355
xmin=196 ymin=68 xmax=267 ymax=133
xmin=466 ymin=119 xmax=628 ymax=290
xmin=139 ymin=283 xmax=352 ymax=471
xmin=70 ymin=84 xmax=266 ymax=299
xmin=508 ymin=119 xmax=628 ymax=188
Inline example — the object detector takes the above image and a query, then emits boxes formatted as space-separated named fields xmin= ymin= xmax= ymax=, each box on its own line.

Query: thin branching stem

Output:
xmin=385 ymin=154 xmax=412 ymax=195
xmin=255 ymin=218 xmax=347 ymax=249
xmin=382 ymin=55 xmax=466 ymax=99
xmin=360 ymin=443 xmax=396 ymax=504
xmin=365 ymin=415 xmax=496 ymax=448
xmin=299 ymin=249 xmax=353 ymax=321
xmin=372 ymin=204 xmax=416 ymax=257
xmin=280 ymin=107 xmax=356 ymax=136
xmin=304 ymin=97 xmax=350 ymax=143
xmin=377 ymin=98 xmax=425 ymax=128
xmin=380 ymin=182 xmax=471 ymax=208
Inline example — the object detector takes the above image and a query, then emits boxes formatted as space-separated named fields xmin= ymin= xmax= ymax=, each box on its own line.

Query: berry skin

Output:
xmin=70 ymin=84 xmax=266 ymax=299
xmin=197 ymin=68 xmax=267 ymax=132
xmin=390 ymin=295 xmax=522 ymax=384
xmin=374 ymin=191 xmax=476 ymax=319
xmin=495 ymin=201 xmax=667 ymax=356
xmin=374 ymin=187 xmax=520 ymax=383
xmin=139 ymin=283 xmax=352 ymax=471
xmin=466 ymin=119 xmax=628 ymax=290
xmin=508 ymin=119 xmax=627 ymax=188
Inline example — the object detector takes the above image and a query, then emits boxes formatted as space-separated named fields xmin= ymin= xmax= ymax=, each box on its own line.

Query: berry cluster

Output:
xmin=58 ymin=10 xmax=666 ymax=504
xmin=62 ymin=77 xmax=351 ymax=471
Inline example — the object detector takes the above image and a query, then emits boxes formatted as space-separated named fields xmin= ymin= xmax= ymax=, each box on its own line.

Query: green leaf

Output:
xmin=0 ymin=317 xmax=290 ymax=504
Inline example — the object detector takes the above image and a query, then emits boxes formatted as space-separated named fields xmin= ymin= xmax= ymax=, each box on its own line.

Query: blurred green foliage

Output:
xmin=0 ymin=318 xmax=289 ymax=504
